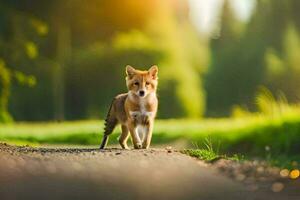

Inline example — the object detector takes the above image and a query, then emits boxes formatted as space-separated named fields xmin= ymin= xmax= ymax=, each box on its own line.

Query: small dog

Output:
xmin=100 ymin=65 xmax=158 ymax=149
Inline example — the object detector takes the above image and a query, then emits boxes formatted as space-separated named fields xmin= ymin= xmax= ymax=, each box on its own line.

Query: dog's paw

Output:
xmin=134 ymin=143 xmax=142 ymax=149
xmin=142 ymin=143 xmax=150 ymax=149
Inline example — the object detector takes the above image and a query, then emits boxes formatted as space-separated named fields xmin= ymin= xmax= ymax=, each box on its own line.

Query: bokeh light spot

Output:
xmin=290 ymin=169 xmax=300 ymax=179
xmin=25 ymin=41 xmax=38 ymax=59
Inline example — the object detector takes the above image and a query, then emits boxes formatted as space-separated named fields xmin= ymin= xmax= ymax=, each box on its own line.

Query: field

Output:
xmin=1 ymin=113 xmax=300 ymax=168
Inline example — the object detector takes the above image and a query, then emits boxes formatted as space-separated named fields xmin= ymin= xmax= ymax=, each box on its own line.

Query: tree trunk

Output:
xmin=53 ymin=22 xmax=71 ymax=121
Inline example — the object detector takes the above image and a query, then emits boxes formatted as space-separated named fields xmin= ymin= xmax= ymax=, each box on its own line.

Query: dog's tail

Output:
xmin=100 ymin=99 xmax=118 ymax=149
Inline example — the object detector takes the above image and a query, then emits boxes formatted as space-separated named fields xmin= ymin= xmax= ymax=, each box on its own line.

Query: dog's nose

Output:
xmin=139 ymin=90 xmax=145 ymax=97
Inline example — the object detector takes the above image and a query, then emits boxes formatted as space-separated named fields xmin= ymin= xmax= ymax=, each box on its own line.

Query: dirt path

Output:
xmin=0 ymin=143 xmax=299 ymax=200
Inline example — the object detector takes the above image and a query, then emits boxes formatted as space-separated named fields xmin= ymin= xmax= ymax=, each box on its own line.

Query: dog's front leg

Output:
xmin=128 ymin=122 xmax=142 ymax=149
xmin=142 ymin=121 xmax=153 ymax=149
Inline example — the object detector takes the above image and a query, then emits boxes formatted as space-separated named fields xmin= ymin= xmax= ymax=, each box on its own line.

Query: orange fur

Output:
xmin=100 ymin=65 xmax=158 ymax=149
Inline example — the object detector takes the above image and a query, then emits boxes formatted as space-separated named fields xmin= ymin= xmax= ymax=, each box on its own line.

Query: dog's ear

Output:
xmin=148 ymin=65 xmax=158 ymax=80
xmin=126 ymin=65 xmax=136 ymax=79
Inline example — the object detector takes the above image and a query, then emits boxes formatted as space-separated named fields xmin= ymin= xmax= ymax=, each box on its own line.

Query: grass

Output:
xmin=182 ymin=137 xmax=244 ymax=162
xmin=266 ymin=155 xmax=300 ymax=170
xmin=182 ymin=149 xmax=220 ymax=162
xmin=0 ymin=112 xmax=300 ymax=162
xmin=182 ymin=149 xmax=243 ymax=162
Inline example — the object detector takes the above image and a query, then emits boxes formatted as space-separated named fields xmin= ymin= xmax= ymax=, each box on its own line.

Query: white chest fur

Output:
xmin=136 ymin=124 xmax=147 ymax=141
xmin=129 ymin=95 xmax=155 ymax=119
xmin=127 ymin=93 xmax=157 ymax=144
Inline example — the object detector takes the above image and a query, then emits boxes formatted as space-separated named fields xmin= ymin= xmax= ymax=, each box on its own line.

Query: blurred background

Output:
xmin=0 ymin=0 xmax=299 ymax=121
xmin=0 ymin=0 xmax=300 ymax=163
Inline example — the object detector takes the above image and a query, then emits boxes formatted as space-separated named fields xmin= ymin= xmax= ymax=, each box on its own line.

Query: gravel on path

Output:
xmin=0 ymin=143 xmax=299 ymax=200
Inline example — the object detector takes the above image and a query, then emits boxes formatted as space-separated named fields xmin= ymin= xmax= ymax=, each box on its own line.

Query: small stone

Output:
xmin=166 ymin=146 xmax=173 ymax=153
xmin=280 ymin=169 xmax=289 ymax=178
xmin=256 ymin=166 xmax=264 ymax=173
xmin=244 ymin=177 xmax=255 ymax=184
xmin=271 ymin=182 xmax=284 ymax=192
xmin=235 ymin=174 xmax=246 ymax=181
xmin=115 ymin=152 xmax=121 ymax=155
xmin=246 ymin=184 xmax=258 ymax=191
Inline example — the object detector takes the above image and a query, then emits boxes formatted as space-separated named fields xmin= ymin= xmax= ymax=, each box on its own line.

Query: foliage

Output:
xmin=0 ymin=0 xmax=299 ymax=120
xmin=147 ymin=2 xmax=209 ymax=118
xmin=256 ymin=87 xmax=291 ymax=117
xmin=206 ymin=0 xmax=300 ymax=116
xmin=0 ymin=0 xmax=210 ymax=121
xmin=265 ymin=23 xmax=300 ymax=102
xmin=0 ymin=60 xmax=11 ymax=122
xmin=0 ymin=4 xmax=43 ymax=122
xmin=65 ymin=31 xmax=163 ymax=119
xmin=182 ymin=149 xmax=243 ymax=162
xmin=205 ymin=0 xmax=252 ymax=116
xmin=182 ymin=149 xmax=219 ymax=162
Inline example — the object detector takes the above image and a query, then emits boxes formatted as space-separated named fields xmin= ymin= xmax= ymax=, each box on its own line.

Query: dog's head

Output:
xmin=126 ymin=65 xmax=158 ymax=98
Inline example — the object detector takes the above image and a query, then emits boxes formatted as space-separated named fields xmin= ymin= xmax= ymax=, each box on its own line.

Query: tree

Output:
xmin=206 ymin=0 xmax=246 ymax=116
xmin=206 ymin=0 xmax=300 ymax=116
xmin=0 ymin=60 xmax=11 ymax=122
xmin=147 ymin=0 xmax=209 ymax=118
xmin=0 ymin=3 xmax=40 ymax=122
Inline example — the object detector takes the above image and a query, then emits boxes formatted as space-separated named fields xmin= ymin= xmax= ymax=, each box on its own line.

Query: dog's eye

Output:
xmin=134 ymin=82 xmax=139 ymax=86
xmin=146 ymin=82 xmax=150 ymax=86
